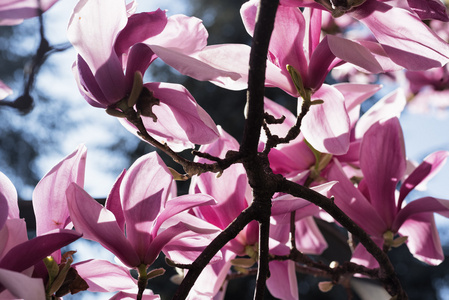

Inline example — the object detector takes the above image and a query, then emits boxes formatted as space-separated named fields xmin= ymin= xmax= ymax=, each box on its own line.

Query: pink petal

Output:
xmin=73 ymin=259 xmax=136 ymax=292
xmin=327 ymin=159 xmax=387 ymax=235
xmin=333 ymin=83 xmax=382 ymax=128
xmin=295 ymin=217 xmax=328 ymax=255
xmin=146 ymin=14 xmax=208 ymax=54
xmin=0 ymin=268 xmax=45 ymax=300
xmin=360 ymin=118 xmax=406 ymax=226
xmin=267 ymin=260 xmax=298 ymax=300
xmin=191 ymin=164 xmax=249 ymax=230
xmin=0 ymin=219 xmax=28 ymax=260
xmin=114 ymin=9 xmax=167 ymax=57
xmin=190 ymin=249 xmax=235 ymax=299
xmin=398 ymin=213 xmax=444 ymax=265
xmin=355 ymin=89 xmax=406 ymax=139
xmin=271 ymin=182 xmax=336 ymax=215
xmin=351 ymin=1 xmax=449 ymax=70
xmin=32 ymin=145 xmax=86 ymax=236
xmin=0 ymin=229 xmax=81 ymax=273
xmin=150 ymin=44 xmax=248 ymax=91
xmin=67 ymin=0 xmax=127 ymax=102
xmin=0 ymin=0 xmax=58 ymax=20
xmin=110 ymin=291 xmax=160 ymax=300
xmin=407 ymin=0 xmax=449 ymax=21
xmin=146 ymin=82 xmax=219 ymax=145
xmin=301 ymin=84 xmax=350 ymax=155
xmin=327 ymin=35 xmax=384 ymax=74
xmin=151 ymin=194 xmax=216 ymax=237
xmin=105 ymin=170 xmax=127 ymax=233
xmin=351 ymin=237 xmax=383 ymax=269
xmin=66 ymin=183 xmax=140 ymax=268
xmin=0 ymin=172 xmax=18 ymax=220
xmin=144 ymin=222 xmax=206 ymax=266
xmin=120 ymin=152 xmax=172 ymax=260
xmin=393 ymin=197 xmax=449 ymax=231
xmin=399 ymin=151 xmax=449 ymax=204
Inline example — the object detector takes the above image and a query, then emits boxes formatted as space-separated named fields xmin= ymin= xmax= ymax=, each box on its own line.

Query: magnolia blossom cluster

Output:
xmin=1 ymin=0 xmax=449 ymax=299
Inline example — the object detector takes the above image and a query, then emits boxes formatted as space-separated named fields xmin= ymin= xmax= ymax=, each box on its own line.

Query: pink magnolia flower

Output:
xmin=327 ymin=117 xmax=449 ymax=267
xmin=66 ymin=151 xmax=220 ymax=270
xmin=0 ymin=0 xmax=59 ymax=25
xmin=0 ymin=171 xmax=81 ymax=296
xmin=68 ymin=0 xmax=219 ymax=148
xmin=188 ymin=128 xmax=331 ymax=300
xmin=283 ymin=0 xmax=449 ymax=70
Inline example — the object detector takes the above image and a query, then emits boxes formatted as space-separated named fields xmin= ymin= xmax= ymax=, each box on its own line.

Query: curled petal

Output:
xmin=66 ymin=183 xmax=139 ymax=268
xmin=0 ymin=229 xmax=81 ymax=273
xmin=399 ymin=151 xmax=449 ymax=204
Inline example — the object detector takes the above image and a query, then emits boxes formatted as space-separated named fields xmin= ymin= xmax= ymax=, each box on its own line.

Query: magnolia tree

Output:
xmin=1 ymin=0 xmax=449 ymax=299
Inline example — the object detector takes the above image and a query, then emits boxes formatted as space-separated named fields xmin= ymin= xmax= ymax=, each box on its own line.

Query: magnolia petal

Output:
xmin=355 ymin=89 xmax=406 ymax=139
xmin=0 ymin=0 xmax=59 ymax=20
xmin=105 ymin=170 xmax=127 ymax=233
xmin=351 ymin=0 xmax=449 ymax=70
xmin=0 ymin=219 xmax=28 ymax=260
xmin=333 ymin=83 xmax=382 ymax=128
xmin=114 ymin=9 xmax=167 ymax=57
xmin=150 ymin=44 xmax=247 ymax=91
xmin=0 ymin=229 xmax=81 ymax=273
xmin=327 ymin=159 xmax=387 ymax=235
xmin=301 ymin=84 xmax=350 ymax=155
xmin=398 ymin=213 xmax=444 ymax=265
xmin=267 ymin=260 xmax=298 ymax=300
xmin=271 ymin=182 xmax=335 ymax=216
xmin=146 ymin=14 xmax=208 ymax=54
xmin=350 ymin=237 xmax=384 ymax=269
xmin=399 ymin=151 xmax=449 ymax=204
xmin=73 ymin=259 xmax=136 ymax=292
xmin=360 ymin=118 xmax=406 ymax=227
xmin=120 ymin=152 xmax=172 ymax=260
xmin=151 ymin=194 xmax=216 ymax=237
xmin=327 ymin=35 xmax=383 ymax=74
xmin=146 ymin=82 xmax=219 ymax=145
xmin=0 ymin=171 xmax=18 ymax=221
xmin=0 ymin=268 xmax=45 ymax=300
xmin=192 ymin=165 xmax=249 ymax=230
xmin=110 ymin=291 xmax=160 ymax=300
xmin=66 ymin=183 xmax=140 ymax=268
xmin=189 ymin=249 xmax=234 ymax=299
xmin=393 ymin=197 xmax=449 ymax=232
xmin=33 ymin=145 xmax=87 ymax=236
xmin=67 ymin=0 xmax=127 ymax=102
xmin=144 ymin=222 xmax=202 ymax=265
xmin=295 ymin=217 xmax=328 ymax=255
xmin=407 ymin=0 xmax=449 ymax=21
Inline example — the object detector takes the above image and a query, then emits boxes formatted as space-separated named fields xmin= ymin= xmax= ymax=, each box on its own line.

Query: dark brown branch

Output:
xmin=172 ymin=203 xmax=259 ymax=299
